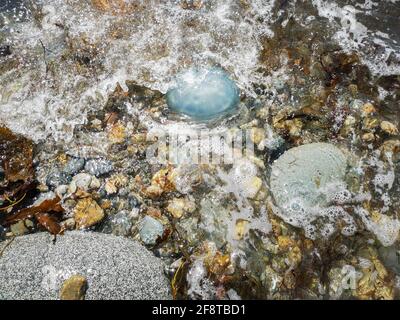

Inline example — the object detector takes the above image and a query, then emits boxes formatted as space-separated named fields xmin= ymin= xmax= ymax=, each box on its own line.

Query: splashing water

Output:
xmin=1 ymin=0 xmax=400 ymax=300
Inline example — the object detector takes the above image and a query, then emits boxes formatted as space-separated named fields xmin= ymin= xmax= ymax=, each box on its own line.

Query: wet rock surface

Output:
xmin=0 ymin=231 xmax=172 ymax=300
xmin=59 ymin=274 xmax=87 ymax=300
xmin=0 ymin=0 xmax=399 ymax=300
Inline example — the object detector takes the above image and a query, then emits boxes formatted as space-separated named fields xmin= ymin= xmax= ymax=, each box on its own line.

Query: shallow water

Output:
xmin=0 ymin=0 xmax=399 ymax=300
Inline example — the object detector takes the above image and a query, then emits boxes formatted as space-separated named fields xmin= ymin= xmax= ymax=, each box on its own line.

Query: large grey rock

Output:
xmin=270 ymin=143 xmax=347 ymax=226
xmin=0 ymin=231 xmax=172 ymax=300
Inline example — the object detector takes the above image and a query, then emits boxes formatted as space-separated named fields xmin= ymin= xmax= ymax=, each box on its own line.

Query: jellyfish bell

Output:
xmin=166 ymin=67 xmax=240 ymax=120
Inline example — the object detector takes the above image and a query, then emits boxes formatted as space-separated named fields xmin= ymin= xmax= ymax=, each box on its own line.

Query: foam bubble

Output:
xmin=356 ymin=207 xmax=400 ymax=247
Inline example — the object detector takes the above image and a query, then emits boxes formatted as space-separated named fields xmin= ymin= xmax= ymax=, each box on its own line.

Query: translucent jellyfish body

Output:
xmin=166 ymin=67 xmax=240 ymax=120
xmin=270 ymin=143 xmax=348 ymax=229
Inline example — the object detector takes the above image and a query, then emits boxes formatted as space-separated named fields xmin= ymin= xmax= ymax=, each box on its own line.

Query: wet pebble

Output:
xmin=139 ymin=216 xmax=164 ymax=246
xmin=63 ymin=158 xmax=85 ymax=175
xmin=10 ymin=221 xmax=30 ymax=236
xmin=46 ymin=170 xmax=70 ymax=189
xmin=74 ymin=198 xmax=105 ymax=229
xmin=109 ymin=211 xmax=133 ymax=236
xmin=55 ymin=184 xmax=69 ymax=197
xmin=176 ymin=217 xmax=200 ymax=246
xmin=70 ymin=173 xmax=93 ymax=192
xmin=380 ymin=121 xmax=398 ymax=136
xmin=60 ymin=218 xmax=76 ymax=230
xmin=84 ymin=159 xmax=113 ymax=176
xmin=166 ymin=197 xmax=196 ymax=219
xmin=60 ymin=275 xmax=87 ymax=300
xmin=270 ymin=143 xmax=348 ymax=226
xmin=378 ymin=246 xmax=400 ymax=275
xmin=128 ymin=195 xmax=141 ymax=208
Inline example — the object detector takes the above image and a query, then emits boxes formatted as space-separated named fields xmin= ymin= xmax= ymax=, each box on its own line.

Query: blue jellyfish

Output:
xmin=166 ymin=67 xmax=240 ymax=120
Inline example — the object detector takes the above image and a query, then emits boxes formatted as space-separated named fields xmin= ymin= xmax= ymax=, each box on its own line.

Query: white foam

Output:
xmin=312 ymin=0 xmax=400 ymax=76
xmin=356 ymin=207 xmax=400 ymax=247
xmin=0 ymin=0 xmax=276 ymax=142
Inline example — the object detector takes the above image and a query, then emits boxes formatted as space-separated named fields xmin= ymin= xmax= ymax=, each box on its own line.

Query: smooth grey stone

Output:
xmin=0 ymin=231 xmax=172 ymax=300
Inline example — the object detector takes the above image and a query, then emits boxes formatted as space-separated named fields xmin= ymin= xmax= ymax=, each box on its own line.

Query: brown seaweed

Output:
xmin=4 ymin=196 xmax=64 ymax=235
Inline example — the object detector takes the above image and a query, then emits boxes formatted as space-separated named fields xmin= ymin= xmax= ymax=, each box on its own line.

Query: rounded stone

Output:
xmin=0 ymin=231 xmax=172 ymax=300
xmin=46 ymin=170 xmax=70 ymax=189
xmin=63 ymin=158 xmax=85 ymax=175
xmin=270 ymin=143 xmax=347 ymax=223
xmin=166 ymin=67 xmax=240 ymax=120
xmin=139 ymin=216 xmax=164 ymax=246
xmin=84 ymin=159 xmax=113 ymax=177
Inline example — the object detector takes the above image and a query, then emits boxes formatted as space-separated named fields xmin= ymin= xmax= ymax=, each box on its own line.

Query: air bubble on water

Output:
xmin=305 ymin=224 xmax=317 ymax=240
xmin=341 ymin=224 xmax=357 ymax=237
xmin=321 ymin=224 xmax=335 ymax=238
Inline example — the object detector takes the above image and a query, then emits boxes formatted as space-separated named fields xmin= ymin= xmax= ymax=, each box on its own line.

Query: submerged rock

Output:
xmin=139 ymin=215 xmax=164 ymax=246
xmin=199 ymin=197 xmax=230 ymax=249
xmin=0 ymin=231 xmax=171 ymax=299
xmin=73 ymin=198 xmax=105 ymax=229
xmin=63 ymin=158 xmax=85 ymax=176
xmin=109 ymin=211 xmax=133 ymax=236
xmin=84 ymin=159 xmax=113 ymax=176
xmin=166 ymin=67 xmax=240 ymax=120
xmin=46 ymin=170 xmax=70 ymax=189
xmin=270 ymin=143 xmax=348 ymax=226
xmin=378 ymin=245 xmax=400 ymax=275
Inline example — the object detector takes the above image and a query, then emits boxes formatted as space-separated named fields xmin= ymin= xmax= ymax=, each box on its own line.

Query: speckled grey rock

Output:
xmin=0 ymin=231 xmax=171 ymax=300
xmin=270 ymin=143 xmax=347 ymax=225
xmin=139 ymin=216 xmax=164 ymax=246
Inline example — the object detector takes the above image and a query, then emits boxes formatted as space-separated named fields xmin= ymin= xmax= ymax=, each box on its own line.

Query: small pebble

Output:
xmin=60 ymin=218 xmax=76 ymax=230
xmin=84 ymin=159 xmax=113 ymax=176
xmin=63 ymin=158 xmax=85 ymax=175
xmin=55 ymin=184 xmax=69 ymax=197
xmin=361 ymin=102 xmax=376 ymax=117
xmin=380 ymin=121 xmax=398 ymax=136
xmin=128 ymin=195 xmax=141 ymax=208
xmin=60 ymin=275 xmax=87 ymax=300
xmin=46 ymin=170 xmax=70 ymax=188
xmin=71 ymin=173 xmax=93 ymax=191
xmin=10 ymin=220 xmax=33 ymax=236
xmin=166 ymin=198 xmax=196 ymax=219
xmin=74 ymin=198 xmax=105 ymax=229
xmin=89 ymin=176 xmax=101 ymax=189
xmin=139 ymin=216 xmax=164 ymax=246
xmin=109 ymin=211 xmax=132 ymax=236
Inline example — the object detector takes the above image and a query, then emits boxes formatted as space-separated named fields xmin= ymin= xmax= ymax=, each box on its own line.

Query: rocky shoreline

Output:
xmin=0 ymin=0 xmax=399 ymax=300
